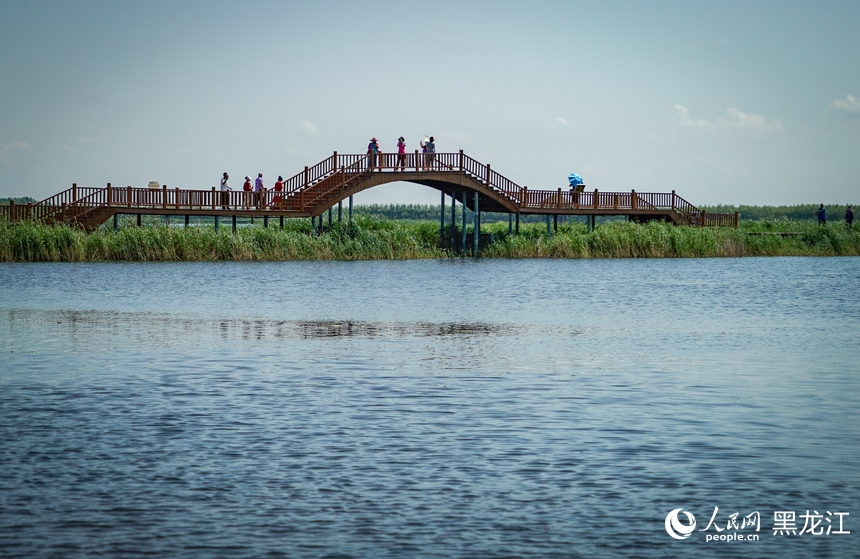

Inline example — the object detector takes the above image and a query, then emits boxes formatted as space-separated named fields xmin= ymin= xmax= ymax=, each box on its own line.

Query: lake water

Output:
xmin=0 ymin=257 xmax=857 ymax=558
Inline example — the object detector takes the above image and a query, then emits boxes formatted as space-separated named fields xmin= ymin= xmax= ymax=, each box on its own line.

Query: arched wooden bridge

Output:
xmin=2 ymin=150 xmax=737 ymax=231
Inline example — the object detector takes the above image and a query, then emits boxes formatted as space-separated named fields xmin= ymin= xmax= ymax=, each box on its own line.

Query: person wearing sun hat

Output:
xmin=366 ymin=137 xmax=381 ymax=171
xmin=243 ymin=175 xmax=252 ymax=210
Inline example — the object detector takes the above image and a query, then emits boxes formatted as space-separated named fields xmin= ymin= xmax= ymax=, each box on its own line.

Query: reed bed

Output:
xmin=0 ymin=217 xmax=857 ymax=261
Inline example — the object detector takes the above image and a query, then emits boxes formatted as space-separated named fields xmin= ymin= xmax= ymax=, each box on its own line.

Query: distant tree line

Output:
xmin=1 ymin=197 xmax=37 ymax=205
xmin=356 ymin=203 xmax=857 ymax=222
xmin=701 ymin=204 xmax=856 ymax=221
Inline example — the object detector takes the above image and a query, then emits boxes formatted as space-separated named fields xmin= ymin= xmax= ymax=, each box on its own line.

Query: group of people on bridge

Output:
xmin=367 ymin=135 xmax=436 ymax=172
xmin=218 ymin=172 xmax=285 ymax=210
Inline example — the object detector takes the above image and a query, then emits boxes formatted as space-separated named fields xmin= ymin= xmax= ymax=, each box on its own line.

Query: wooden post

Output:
xmin=734 ymin=211 xmax=739 ymax=228
xmin=232 ymin=215 xmax=237 ymax=233
xmin=473 ymin=192 xmax=479 ymax=256
xmin=107 ymin=183 xmax=112 ymax=208
xmin=557 ymin=188 xmax=562 ymax=209
xmin=671 ymin=190 xmax=676 ymax=210
xmin=185 ymin=215 xmax=189 ymax=228
xmin=349 ymin=195 xmax=354 ymax=222
xmin=137 ymin=214 xmax=142 ymax=227
xmin=593 ymin=189 xmax=599 ymax=210
xmin=522 ymin=187 xmax=528 ymax=207
xmin=440 ymin=191 xmax=445 ymax=248
xmin=8 ymin=200 xmax=14 ymax=221
xmin=631 ymin=190 xmax=637 ymax=210
xmin=451 ymin=194 xmax=456 ymax=247
xmin=127 ymin=186 xmax=132 ymax=208
xmin=175 ymin=187 xmax=180 ymax=211
xmin=264 ymin=215 xmax=269 ymax=228
xmin=461 ymin=191 xmax=467 ymax=251
xmin=415 ymin=149 xmax=419 ymax=171
xmin=72 ymin=183 xmax=78 ymax=201
xmin=459 ymin=149 xmax=464 ymax=172
xmin=486 ymin=163 xmax=491 ymax=186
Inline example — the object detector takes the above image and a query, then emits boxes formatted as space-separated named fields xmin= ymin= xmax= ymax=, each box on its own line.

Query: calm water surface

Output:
xmin=0 ymin=258 xmax=857 ymax=558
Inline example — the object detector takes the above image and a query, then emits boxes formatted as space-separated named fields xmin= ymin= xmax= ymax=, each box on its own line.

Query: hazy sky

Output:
xmin=2 ymin=0 xmax=858 ymax=206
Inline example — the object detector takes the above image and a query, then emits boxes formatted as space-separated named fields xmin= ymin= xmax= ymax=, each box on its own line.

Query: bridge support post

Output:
xmin=349 ymin=195 xmax=354 ymax=222
xmin=114 ymin=213 xmax=119 ymax=231
xmin=328 ymin=207 xmax=332 ymax=227
xmin=461 ymin=191 xmax=467 ymax=252
xmin=515 ymin=213 xmax=520 ymax=234
xmin=215 ymin=215 xmax=219 ymax=232
xmin=280 ymin=216 xmax=284 ymax=229
xmin=338 ymin=200 xmax=342 ymax=222
xmin=546 ymin=215 xmax=551 ymax=236
xmin=440 ymin=191 xmax=445 ymax=249
xmin=473 ymin=192 xmax=479 ymax=256
xmin=264 ymin=215 xmax=269 ymax=228
xmin=185 ymin=215 xmax=189 ymax=228
xmin=509 ymin=214 xmax=512 ymax=234
xmin=554 ymin=214 xmax=558 ymax=233
xmin=232 ymin=215 xmax=237 ymax=233
xmin=451 ymin=194 xmax=456 ymax=248
xmin=311 ymin=216 xmax=315 ymax=235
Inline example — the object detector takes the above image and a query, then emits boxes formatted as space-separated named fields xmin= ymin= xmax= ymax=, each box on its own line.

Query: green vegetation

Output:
xmin=0 ymin=217 xmax=443 ymax=262
xmin=351 ymin=203 xmax=858 ymax=223
xmin=1 ymin=215 xmax=858 ymax=261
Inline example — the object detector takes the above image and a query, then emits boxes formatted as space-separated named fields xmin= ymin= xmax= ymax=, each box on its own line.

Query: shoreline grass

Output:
xmin=1 ymin=217 xmax=858 ymax=262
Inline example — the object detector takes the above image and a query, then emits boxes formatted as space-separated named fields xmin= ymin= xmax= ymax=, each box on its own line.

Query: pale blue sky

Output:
xmin=2 ymin=0 xmax=858 ymax=206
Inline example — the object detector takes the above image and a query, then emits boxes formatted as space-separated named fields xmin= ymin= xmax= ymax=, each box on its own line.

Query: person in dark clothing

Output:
xmin=847 ymin=206 xmax=854 ymax=228
xmin=815 ymin=204 xmax=826 ymax=225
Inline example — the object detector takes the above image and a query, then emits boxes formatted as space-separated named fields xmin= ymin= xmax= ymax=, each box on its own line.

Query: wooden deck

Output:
xmin=2 ymin=151 xmax=737 ymax=231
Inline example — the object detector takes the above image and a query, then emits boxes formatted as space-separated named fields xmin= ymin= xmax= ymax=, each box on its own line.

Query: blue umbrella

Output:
xmin=568 ymin=173 xmax=584 ymax=187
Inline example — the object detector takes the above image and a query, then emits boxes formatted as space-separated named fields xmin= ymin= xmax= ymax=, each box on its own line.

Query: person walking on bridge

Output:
xmin=367 ymin=138 xmax=381 ymax=171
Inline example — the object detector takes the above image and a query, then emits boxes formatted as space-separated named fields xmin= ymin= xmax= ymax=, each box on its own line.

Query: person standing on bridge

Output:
xmin=271 ymin=175 xmax=284 ymax=209
xmin=847 ymin=206 xmax=854 ymax=228
xmin=367 ymin=138 xmax=381 ymax=171
xmin=426 ymin=136 xmax=436 ymax=170
xmin=220 ymin=172 xmax=231 ymax=210
xmin=255 ymin=173 xmax=264 ymax=209
xmin=243 ymin=176 xmax=252 ymax=210
xmin=396 ymin=136 xmax=407 ymax=171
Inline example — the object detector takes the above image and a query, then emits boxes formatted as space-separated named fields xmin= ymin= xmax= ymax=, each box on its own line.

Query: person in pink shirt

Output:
xmin=396 ymin=136 xmax=407 ymax=171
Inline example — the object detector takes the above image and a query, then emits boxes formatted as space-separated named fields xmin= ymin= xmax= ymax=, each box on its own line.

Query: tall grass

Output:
xmin=1 ymin=217 xmax=858 ymax=261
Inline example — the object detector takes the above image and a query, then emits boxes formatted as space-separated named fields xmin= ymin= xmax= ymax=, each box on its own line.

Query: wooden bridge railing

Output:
xmin=2 ymin=151 xmax=738 ymax=228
